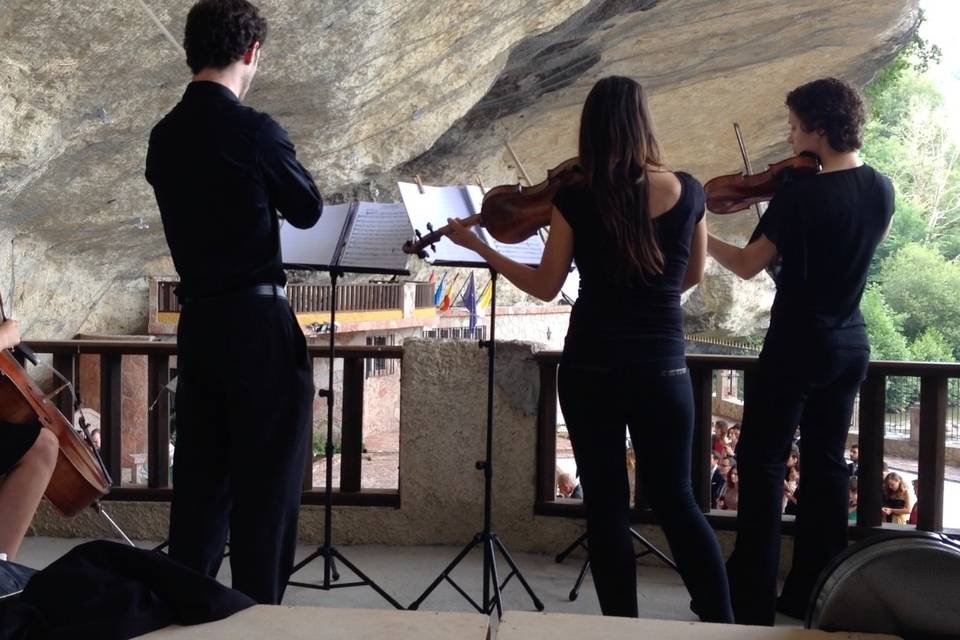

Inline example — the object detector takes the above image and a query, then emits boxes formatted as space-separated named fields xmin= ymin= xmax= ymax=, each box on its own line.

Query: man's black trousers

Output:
xmin=169 ymin=293 xmax=313 ymax=604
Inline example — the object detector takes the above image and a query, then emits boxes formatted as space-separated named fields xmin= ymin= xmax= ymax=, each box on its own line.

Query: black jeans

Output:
xmin=558 ymin=360 xmax=733 ymax=622
xmin=169 ymin=294 xmax=314 ymax=604
xmin=727 ymin=341 xmax=868 ymax=625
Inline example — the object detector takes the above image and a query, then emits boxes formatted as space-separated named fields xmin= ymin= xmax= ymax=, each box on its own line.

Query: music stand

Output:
xmin=554 ymin=527 xmax=677 ymax=601
xmin=399 ymin=181 xmax=544 ymax=616
xmin=554 ymin=452 xmax=677 ymax=601
xmin=281 ymin=201 xmax=412 ymax=609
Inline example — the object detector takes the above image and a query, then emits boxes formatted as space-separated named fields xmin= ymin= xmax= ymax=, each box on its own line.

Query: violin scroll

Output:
xmin=403 ymin=158 xmax=585 ymax=258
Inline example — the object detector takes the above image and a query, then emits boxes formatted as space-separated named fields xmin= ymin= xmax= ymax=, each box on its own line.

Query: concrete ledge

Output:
xmin=496 ymin=611 xmax=900 ymax=640
xmin=137 ymin=605 xmax=489 ymax=639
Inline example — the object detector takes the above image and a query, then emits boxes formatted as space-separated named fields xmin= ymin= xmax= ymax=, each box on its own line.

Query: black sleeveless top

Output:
xmin=553 ymin=172 xmax=705 ymax=367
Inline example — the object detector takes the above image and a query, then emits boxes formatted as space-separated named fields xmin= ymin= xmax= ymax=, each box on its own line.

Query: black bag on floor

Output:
xmin=0 ymin=540 xmax=254 ymax=640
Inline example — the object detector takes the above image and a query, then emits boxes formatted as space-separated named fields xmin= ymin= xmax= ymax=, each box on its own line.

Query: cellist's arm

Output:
xmin=0 ymin=319 xmax=21 ymax=351
xmin=707 ymin=233 xmax=778 ymax=280
xmin=446 ymin=209 xmax=574 ymax=301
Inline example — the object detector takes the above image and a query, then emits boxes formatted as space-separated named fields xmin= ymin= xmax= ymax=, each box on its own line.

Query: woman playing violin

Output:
xmin=707 ymin=77 xmax=895 ymax=625
xmin=447 ymin=75 xmax=732 ymax=622
xmin=0 ymin=318 xmax=58 ymax=561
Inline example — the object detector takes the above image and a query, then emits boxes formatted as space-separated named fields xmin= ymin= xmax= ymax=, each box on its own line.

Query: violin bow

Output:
xmin=733 ymin=122 xmax=765 ymax=222
xmin=504 ymin=138 xmax=555 ymax=249
xmin=504 ymin=139 xmax=534 ymax=187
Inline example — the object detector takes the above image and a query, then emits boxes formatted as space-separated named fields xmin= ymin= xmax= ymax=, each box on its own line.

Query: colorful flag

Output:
xmin=462 ymin=273 xmax=477 ymax=330
xmin=477 ymin=279 xmax=492 ymax=310
xmin=433 ymin=273 xmax=446 ymax=306
xmin=438 ymin=274 xmax=460 ymax=312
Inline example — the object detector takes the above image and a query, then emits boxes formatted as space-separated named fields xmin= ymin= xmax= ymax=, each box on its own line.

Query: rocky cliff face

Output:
xmin=0 ymin=0 xmax=918 ymax=338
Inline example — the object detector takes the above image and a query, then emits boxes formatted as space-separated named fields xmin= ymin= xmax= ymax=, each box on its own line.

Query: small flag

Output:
xmin=477 ymin=280 xmax=492 ymax=310
xmin=462 ymin=273 xmax=477 ymax=330
xmin=433 ymin=273 xmax=446 ymax=306
xmin=438 ymin=274 xmax=460 ymax=312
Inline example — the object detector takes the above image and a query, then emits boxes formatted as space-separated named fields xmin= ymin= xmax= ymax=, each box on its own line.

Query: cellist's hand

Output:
xmin=0 ymin=318 xmax=22 ymax=351
xmin=446 ymin=217 xmax=484 ymax=253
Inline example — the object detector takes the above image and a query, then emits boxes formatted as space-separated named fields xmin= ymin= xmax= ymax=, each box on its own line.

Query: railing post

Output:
xmin=857 ymin=372 xmax=885 ymax=528
xmin=100 ymin=353 xmax=123 ymax=487
xmin=536 ymin=360 xmax=559 ymax=505
xmin=917 ymin=375 xmax=947 ymax=532
xmin=303 ymin=356 xmax=315 ymax=491
xmin=147 ymin=354 xmax=170 ymax=488
xmin=52 ymin=351 xmax=77 ymax=420
xmin=340 ymin=356 xmax=364 ymax=492
xmin=690 ymin=365 xmax=714 ymax=512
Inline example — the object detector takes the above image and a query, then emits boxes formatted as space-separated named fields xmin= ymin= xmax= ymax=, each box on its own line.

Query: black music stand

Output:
xmin=408 ymin=271 xmax=543 ymax=616
xmin=554 ymin=527 xmax=677 ymax=601
xmin=281 ymin=201 xmax=412 ymax=609
xmin=399 ymin=180 xmax=544 ymax=616
xmin=553 ymin=457 xmax=678 ymax=600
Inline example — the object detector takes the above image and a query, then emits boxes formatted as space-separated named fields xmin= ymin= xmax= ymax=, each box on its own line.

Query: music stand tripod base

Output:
xmin=554 ymin=527 xmax=677 ymax=601
xmin=407 ymin=270 xmax=543 ymax=617
xmin=285 ymin=269 xmax=403 ymax=610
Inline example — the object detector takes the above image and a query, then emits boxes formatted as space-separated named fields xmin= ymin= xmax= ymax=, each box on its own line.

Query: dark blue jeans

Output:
xmin=727 ymin=342 xmax=869 ymax=625
xmin=558 ymin=360 xmax=733 ymax=622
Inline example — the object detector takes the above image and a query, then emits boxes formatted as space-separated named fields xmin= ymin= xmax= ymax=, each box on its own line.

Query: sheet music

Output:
xmin=338 ymin=202 xmax=413 ymax=273
xmin=398 ymin=181 xmax=488 ymax=265
xmin=279 ymin=203 xmax=351 ymax=268
xmin=479 ymin=230 xmax=546 ymax=267
xmin=465 ymin=183 xmax=546 ymax=267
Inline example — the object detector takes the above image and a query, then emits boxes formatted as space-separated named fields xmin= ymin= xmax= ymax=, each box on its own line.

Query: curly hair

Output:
xmin=184 ymin=0 xmax=268 ymax=74
xmin=785 ymin=77 xmax=865 ymax=152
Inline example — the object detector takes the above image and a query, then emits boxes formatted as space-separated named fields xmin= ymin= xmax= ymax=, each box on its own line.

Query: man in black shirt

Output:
xmin=707 ymin=78 xmax=894 ymax=625
xmin=145 ymin=0 xmax=322 ymax=604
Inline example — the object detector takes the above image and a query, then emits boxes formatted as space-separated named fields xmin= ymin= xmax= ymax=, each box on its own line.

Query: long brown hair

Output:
xmin=578 ymin=76 xmax=664 ymax=282
xmin=883 ymin=472 xmax=909 ymax=501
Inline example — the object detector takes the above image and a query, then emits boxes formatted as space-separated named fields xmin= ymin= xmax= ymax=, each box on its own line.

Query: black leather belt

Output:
xmin=179 ymin=283 xmax=286 ymax=304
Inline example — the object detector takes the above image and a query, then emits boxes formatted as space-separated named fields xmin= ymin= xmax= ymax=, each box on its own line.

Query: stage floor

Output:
xmin=17 ymin=536 xmax=806 ymax=626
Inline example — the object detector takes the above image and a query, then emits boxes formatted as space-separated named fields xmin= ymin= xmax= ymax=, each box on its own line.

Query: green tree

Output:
xmin=910 ymin=327 xmax=953 ymax=362
xmin=879 ymin=243 xmax=960 ymax=356
xmin=860 ymin=284 xmax=910 ymax=361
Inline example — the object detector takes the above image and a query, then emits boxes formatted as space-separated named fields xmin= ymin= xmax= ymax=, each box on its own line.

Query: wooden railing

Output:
xmin=26 ymin=340 xmax=403 ymax=508
xmin=535 ymin=352 xmax=960 ymax=537
xmin=157 ymin=281 xmax=434 ymax=313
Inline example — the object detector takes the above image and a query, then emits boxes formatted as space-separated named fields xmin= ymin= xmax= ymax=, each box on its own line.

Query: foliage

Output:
xmin=856 ymin=20 xmax=959 ymax=368
xmin=860 ymin=285 xmax=909 ymax=361
xmin=879 ymin=243 xmax=960 ymax=355
xmin=909 ymin=327 xmax=953 ymax=362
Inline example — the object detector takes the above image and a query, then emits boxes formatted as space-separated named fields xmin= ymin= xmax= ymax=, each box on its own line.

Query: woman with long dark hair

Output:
xmin=446 ymin=76 xmax=732 ymax=621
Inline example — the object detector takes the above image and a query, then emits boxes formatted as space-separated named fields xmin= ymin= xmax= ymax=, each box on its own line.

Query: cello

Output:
xmin=0 ymin=296 xmax=110 ymax=518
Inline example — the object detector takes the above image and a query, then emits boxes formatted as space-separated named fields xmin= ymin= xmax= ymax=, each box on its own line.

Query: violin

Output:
xmin=704 ymin=151 xmax=821 ymax=214
xmin=0 ymin=299 xmax=110 ymax=517
xmin=403 ymin=157 xmax=584 ymax=257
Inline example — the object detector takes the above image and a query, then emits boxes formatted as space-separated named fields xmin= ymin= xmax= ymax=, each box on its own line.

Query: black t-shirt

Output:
xmin=146 ymin=81 xmax=323 ymax=299
xmin=553 ymin=172 xmax=704 ymax=367
xmin=756 ymin=163 xmax=894 ymax=348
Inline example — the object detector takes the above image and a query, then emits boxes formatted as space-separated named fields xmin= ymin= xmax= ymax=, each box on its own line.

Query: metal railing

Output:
xmin=157 ymin=281 xmax=434 ymax=313
xmin=535 ymin=353 xmax=960 ymax=536
xmin=27 ymin=339 xmax=403 ymax=508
